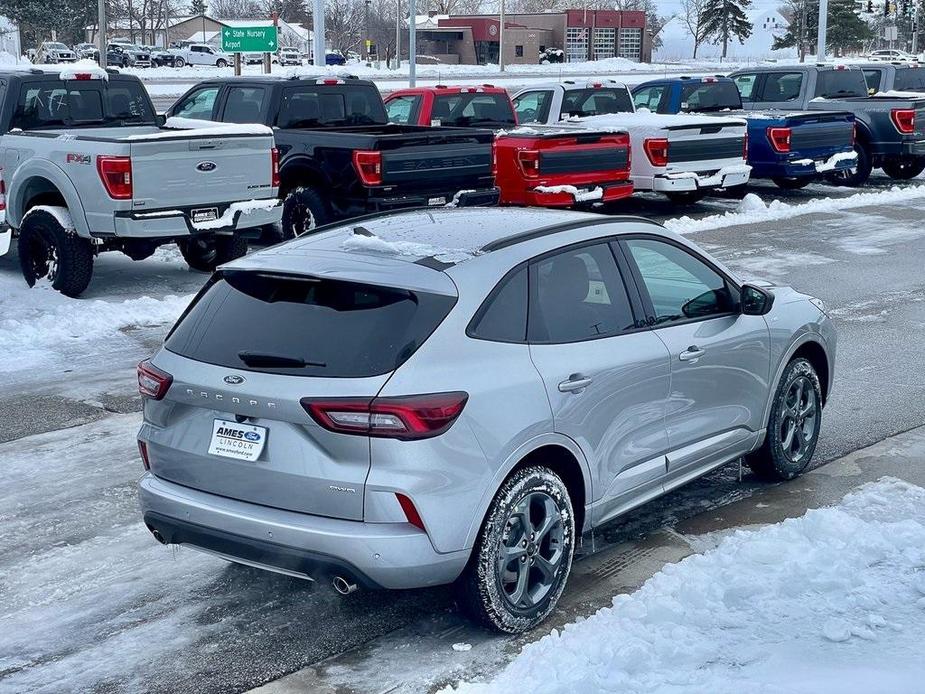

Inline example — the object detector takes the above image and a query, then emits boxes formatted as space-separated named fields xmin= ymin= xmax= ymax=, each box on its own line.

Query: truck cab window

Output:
xmin=173 ymin=87 xmax=219 ymax=120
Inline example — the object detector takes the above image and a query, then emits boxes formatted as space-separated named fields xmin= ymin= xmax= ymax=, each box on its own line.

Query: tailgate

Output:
xmin=129 ymin=133 xmax=274 ymax=208
xmin=786 ymin=112 xmax=855 ymax=151
xmin=378 ymin=129 xmax=493 ymax=185
xmin=536 ymin=132 xmax=629 ymax=176
xmin=666 ymin=121 xmax=747 ymax=172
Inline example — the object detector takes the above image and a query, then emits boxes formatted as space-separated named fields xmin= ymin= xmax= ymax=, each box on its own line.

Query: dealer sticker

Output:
xmin=207 ymin=419 xmax=267 ymax=462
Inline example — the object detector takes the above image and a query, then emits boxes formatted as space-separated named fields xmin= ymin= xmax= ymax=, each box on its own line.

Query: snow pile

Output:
xmin=534 ymin=185 xmax=604 ymax=202
xmin=666 ymin=184 xmax=925 ymax=235
xmin=25 ymin=59 xmax=110 ymax=80
xmin=22 ymin=205 xmax=75 ymax=231
xmin=447 ymin=477 xmax=925 ymax=694
xmin=341 ymin=231 xmax=476 ymax=264
xmin=127 ymin=119 xmax=273 ymax=140
xmin=578 ymin=111 xmax=746 ymax=140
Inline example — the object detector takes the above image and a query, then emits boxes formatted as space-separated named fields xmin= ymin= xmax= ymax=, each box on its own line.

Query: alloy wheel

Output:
xmin=779 ymin=375 xmax=818 ymax=464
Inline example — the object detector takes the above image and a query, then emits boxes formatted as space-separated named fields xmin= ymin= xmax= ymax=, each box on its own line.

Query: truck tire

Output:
xmin=175 ymin=57 xmax=186 ymax=67
xmin=881 ymin=157 xmax=925 ymax=180
xmin=746 ymin=358 xmax=822 ymax=481
xmin=665 ymin=189 xmax=706 ymax=204
xmin=282 ymin=186 xmax=329 ymax=237
xmin=216 ymin=58 xmax=228 ymax=68
xmin=17 ymin=209 xmax=94 ymax=297
xmin=179 ymin=233 xmax=248 ymax=272
xmin=825 ymin=143 xmax=871 ymax=187
xmin=258 ymin=222 xmax=292 ymax=245
xmin=458 ymin=466 xmax=575 ymax=634
xmin=772 ymin=176 xmax=813 ymax=190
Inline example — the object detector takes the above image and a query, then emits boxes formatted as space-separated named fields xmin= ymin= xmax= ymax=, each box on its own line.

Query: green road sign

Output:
xmin=221 ymin=26 xmax=278 ymax=53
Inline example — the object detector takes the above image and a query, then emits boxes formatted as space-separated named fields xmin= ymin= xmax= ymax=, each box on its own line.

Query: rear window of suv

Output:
xmin=165 ymin=271 xmax=456 ymax=377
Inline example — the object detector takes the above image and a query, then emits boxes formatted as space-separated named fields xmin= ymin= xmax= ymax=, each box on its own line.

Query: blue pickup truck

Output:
xmin=632 ymin=76 xmax=857 ymax=189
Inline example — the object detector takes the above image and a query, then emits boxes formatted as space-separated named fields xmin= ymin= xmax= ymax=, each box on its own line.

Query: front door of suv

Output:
xmin=620 ymin=237 xmax=771 ymax=484
xmin=526 ymin=241 xmax=672 ymax=526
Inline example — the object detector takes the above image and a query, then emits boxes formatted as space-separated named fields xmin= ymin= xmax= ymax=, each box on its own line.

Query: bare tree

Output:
xmin=613 ymin=0 xmax=675 ymax=50
xmin=680 ymin=0 xmax=710 ymax=57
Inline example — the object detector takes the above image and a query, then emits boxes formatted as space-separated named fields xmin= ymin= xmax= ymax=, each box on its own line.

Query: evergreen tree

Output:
xmin=189 ymin=0 xmax=207 ymax=15
xmin=701 ymin=0 xmax=753 ymax=58
xmin=774 ymin=0 xmax=874 ymax=57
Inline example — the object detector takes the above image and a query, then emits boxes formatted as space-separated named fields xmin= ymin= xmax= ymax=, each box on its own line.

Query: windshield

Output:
xmin=166 ymin=271 xmax=456 ymax=377
xmin=11 ymin=80 xmax=157 ymax=129
xmin=680 ymin=81 xmax=742 ymax=111
xmin=895 ymin=68 xmax=925 ymax=91
xmin=277 ymin=84 xmax=388 ymax=127
xmin=559 ymin=88 xmax=634 ymax=119
xmin=431 ymin=93 xmax=515 ymax=127
xmin=47 ymin=43 xmax=68 ymax=50
xmin=815 ymin=70 xmax=867 ymax=99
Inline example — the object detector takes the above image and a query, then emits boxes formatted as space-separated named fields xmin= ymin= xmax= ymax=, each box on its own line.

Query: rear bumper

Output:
xmin=0 ymin=229 xmax=11 ymax=257
xmin=138 ymin=473 xmax=470 ymax=590
xmin=754 ymin=151 xmax=857 ymax=178
xmin=111 ymin=198 xmax=282 ymax=239
xmin=519 ymin=181 xmax=634 ymax=207
xmin=348 ymin=186 xmax=500 ymax=214
xmin=650 ymin=164 xmax=751 ymax=192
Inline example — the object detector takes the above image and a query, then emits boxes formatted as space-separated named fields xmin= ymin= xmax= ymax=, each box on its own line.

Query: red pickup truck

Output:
xmin=384 ymin=85 xmax=634 ymax=208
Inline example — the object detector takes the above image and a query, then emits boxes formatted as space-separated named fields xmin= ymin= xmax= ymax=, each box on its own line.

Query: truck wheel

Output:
xmin=772 ymin=176 xmax=813 ymax=190
xmin=258 ymin=222 xmax=292 ymax=245
xmin=825 ymin=143 xmax=871 ymax=187
xmin=175 ymin=57 xmax=185 ymax=67
xmin=881 ymin=157 xmax=925 ymax=180
xmin=282 ymin=186 xmax=329 ymax=237
xmin=665 ymin=190 xmax=706 ymax=204
xmin=746 ymin=358 xmax=822 ymax=481
xmin=179 ymin=233 xmax=247 ymax=272
xmin=216 ymin=59 xmax=228 ymax=68
xmin=458 ymin=465 xmax=575 ymax=634
xmin=17 ymin=209 xmax=94 ymax=297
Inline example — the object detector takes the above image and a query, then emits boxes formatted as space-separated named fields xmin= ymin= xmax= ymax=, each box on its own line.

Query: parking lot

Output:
xmin=3 ymin=171 xmax=925 ymax=692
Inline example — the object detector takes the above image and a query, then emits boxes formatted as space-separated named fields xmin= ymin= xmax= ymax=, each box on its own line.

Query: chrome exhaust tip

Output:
xmin=332 ymin=575 xmax=358 ymax=595
xmin=147 ymin=525 xmax=167 ymax=545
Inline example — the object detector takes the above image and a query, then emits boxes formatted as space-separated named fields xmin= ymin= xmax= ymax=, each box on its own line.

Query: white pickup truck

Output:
xmin=511 ymin=80 xmax=751 ymax=203
xmin=0 ymin=65 xmax=280 ymax=297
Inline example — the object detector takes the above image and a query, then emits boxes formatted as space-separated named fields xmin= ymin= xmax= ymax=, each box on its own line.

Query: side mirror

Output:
xmin=741 ymin=283 xmax=774 ymax=316
xmin=156 ymin=113 xmax=167 ymax=126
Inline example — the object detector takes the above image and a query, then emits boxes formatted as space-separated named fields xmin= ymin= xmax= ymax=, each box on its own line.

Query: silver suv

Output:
xmin=137 ymin=208 xmax=835 ymax=632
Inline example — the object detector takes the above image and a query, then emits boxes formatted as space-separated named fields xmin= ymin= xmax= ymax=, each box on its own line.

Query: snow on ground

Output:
xmin=446 ymin=477 xmax=925 ymax=694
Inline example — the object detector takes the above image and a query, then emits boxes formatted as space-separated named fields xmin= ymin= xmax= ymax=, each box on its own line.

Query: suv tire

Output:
xmin=747 ymin=357 xmax=822 ymax=480
xmin=17 ymin=208 xmax=94 ymax=297
xmin=282 ymin=186 xmax=329 ymax=237
xmin=459 ymin=466 xmax=575 ymax=634
xmin=179 ymin=233 xmax=247 ymax=272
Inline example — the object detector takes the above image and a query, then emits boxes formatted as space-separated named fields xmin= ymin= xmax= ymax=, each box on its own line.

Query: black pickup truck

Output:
xmin=167 ymin=76 xmax=499 ymax=237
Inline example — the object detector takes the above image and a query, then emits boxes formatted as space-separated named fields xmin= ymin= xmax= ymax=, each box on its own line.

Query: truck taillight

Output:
xmin=137 ymin=359 xmax=172 ymax=400
xmin=352 ymin=150 xmax=382 ymax=186
xmin=271 ymin=147 xmax=280 ymax=188
xmin=0 ymin=168 xmax=6 ymax=213
xmin=517 ymin=149 xmax=541 ymax=178
xmin=767 ymin=127 xmax=791 ymax=153
xmin=743 ymin=132 xmax=749 ymax=160
xmin=491 ymin=141 xmax=498 ymax=177
xmin=643 ymin=138 xmax=669 ymax=167
xmin=891 ymin=108 xmax=916 ymax=134
xmin=97 ymin=155 xmax=133 ymax=199
xmin=301 ymin=392 xmax=468 ymax=440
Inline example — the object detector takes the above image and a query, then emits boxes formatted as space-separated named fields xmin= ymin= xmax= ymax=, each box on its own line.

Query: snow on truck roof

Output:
xmin=6 ymin=60 xmax=111 ymax=80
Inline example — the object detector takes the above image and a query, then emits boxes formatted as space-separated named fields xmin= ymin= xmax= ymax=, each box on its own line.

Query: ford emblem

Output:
xmin=197 ymin=161 xmax=217 ymax=172
xmin=244 ymin=431 xmax=261 ymax=442
xmin=223 ymin=374 xmax=245 ymax=385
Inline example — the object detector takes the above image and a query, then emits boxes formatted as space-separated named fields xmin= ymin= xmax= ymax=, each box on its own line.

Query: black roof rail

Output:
xmin=480 ymin=215 xmax=664 ymax=253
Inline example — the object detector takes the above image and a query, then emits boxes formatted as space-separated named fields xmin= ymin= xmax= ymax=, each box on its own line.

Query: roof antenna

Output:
xmin=352 ymin=226 xmax=374 ymax=237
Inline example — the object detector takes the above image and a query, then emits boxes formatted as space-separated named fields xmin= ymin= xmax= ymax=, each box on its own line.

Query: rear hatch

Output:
xmin=146 ymin=265 xmax=457 ymax=520
xmin=128 ymin=128 xmax=275 ymax=208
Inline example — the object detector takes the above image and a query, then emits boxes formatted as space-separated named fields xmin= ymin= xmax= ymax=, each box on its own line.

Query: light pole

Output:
xmin=409 ymin=0 xmax=416 ymax=86
xmin=395 ymin=0 xmax=401 ymax=69
xmin=499 ymin=0 xmax=505 ymax=71
xmin=313 ymin=0 xmax=325 ymax=67
xmin=364 ymin=0 xmax=371 ymax=60
xmin=98 ymin=0 xmax=107 ymax=67
xmin=816 ymin=0 xmax=829 ymax=61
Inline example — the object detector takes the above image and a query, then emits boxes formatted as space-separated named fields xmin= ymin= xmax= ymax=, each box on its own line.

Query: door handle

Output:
xmin=558 ymin=374 xmax=593 ymax=393
xmin=679 ymin=346 xmax=705 ymax=362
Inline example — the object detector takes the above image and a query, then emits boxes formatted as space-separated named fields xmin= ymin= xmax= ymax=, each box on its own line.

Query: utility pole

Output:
xmin=409 ymin=0 xmax=416 ymax=86
xmin=913 ymin=3 xmax=920 ymax=53
xmin=364 ymin=0 xmax=371 ymax=61
xmin=817 ymin=0 xmax=829 ymax=61
xmin=499 ymin=0 xmax=505 ymax=71
xmin=98 ymin=0 xmax=107 ymax=67
xmin=395 ymin=0 xmax=401 ymax=69
xmin=313 ymin=0 xmax=325 ymax=68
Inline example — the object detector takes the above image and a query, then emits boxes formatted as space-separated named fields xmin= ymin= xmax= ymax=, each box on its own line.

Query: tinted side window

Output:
xmin=625 ymin=239 xmax=736 ymax=324
xmin=173 ymin=87 xmax=219 ymax=120
xmin=469 ymin=266 xmax=528 ymax=342
xmin=529 ymin=243 xmax=635 ymax=343
xmin=222 ymin=86 xmax=266 ymax=123
xmin=680 ymin=82 xmax=742 ymax=111
xmin=385 ymin=95 xmax=420 ymax=124
xmin=559 ymin=88 xmax=634 ymax=119
xmin=633 ymin=85 xmax=667 ymax=112
xmin=895 ymin=68 xmax=925 ymax=91
xmin=733 ymin=74 xmax=758 ymax=101
xmin=758 ymin=72 xmax=804 ymax=102
xmin=863 ymin=69 xmax=883 ymax=93
xmin=512 ymin=90 xmax=552 ymax=123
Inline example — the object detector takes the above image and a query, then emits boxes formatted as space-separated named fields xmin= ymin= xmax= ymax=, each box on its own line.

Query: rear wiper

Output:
xmin=237 ymin=351 xmax=326 ymax=368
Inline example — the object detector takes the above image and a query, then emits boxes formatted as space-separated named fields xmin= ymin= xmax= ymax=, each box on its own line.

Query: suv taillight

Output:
xmin=891 ymin=108 xmax=916 ymax=134
xmin=767 ymin=127 xmax=791 ymax=153
xmin=517 ymin=149 xmax=541 ymax=178
xmin=271 ymin=147 xmax=280 ymax=188
xmin=643 ymin=138 xmax=669 ymax=167
xmin=352 ymin=150 xmax=382 ymax=186
xmin=97 ymin=155 xmax=133 ymax=199
xmin=137 ymin=359 xmax=172 ymax=400
xmin=301 ymin=392 xmax=468 ymax=440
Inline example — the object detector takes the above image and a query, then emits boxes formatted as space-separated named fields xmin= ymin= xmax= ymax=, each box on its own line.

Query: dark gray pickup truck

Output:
xmin=167 ymin=75 xmax=499 ymax=238
xmin=729 ymin=64 xmax=925 ymax=184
